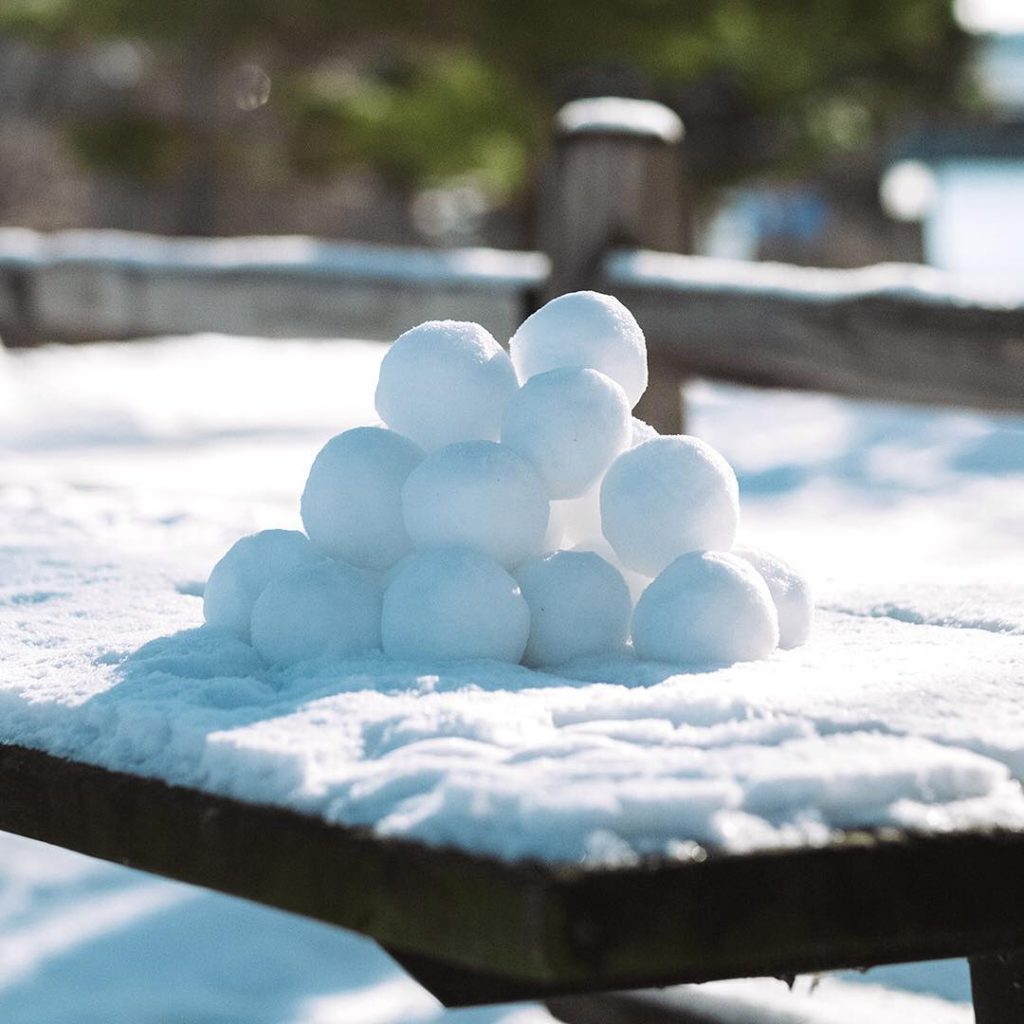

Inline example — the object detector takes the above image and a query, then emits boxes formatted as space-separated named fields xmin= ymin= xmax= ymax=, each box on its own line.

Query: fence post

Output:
xmin=539 ymin=97 xmax=688 ymax=434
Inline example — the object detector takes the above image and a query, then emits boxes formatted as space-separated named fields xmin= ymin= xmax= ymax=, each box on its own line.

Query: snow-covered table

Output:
xmin=2 ymin=337 xmax=1023 ymax=1017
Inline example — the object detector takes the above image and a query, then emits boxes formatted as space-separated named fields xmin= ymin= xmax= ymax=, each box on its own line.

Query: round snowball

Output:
xmin=515 ymin=551 xmax=631 ymax=667
xmin=601 ymin=436 xmax=739 ymax=577
xmin=733 ymin=545 xmax=813 ymax=649
xmin=501 ymin=367 xmax=630 ymax=499
xmin=251 ymin=560 xmax=382 ymax=666
xmin=402 ymin=441 xmax=549 ymax=568
xmin=301 ymin=427 xmax=424 ymax=571
xmin=632 ymin=551 xmax=779 ymax=665
xmin=570 ymin=536 xmax=650 ymax=605
xmin=204 ymin=529 xmax=321 ymax=642
xmin=510 ymin=292 xmax=648 ymax=407
xmin=375 ymin=320 xmax=519 ymax=451
xmin=382 ymin=548 xmax=530 ymax=663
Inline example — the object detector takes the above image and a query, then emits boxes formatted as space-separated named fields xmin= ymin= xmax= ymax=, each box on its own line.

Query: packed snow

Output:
xmin=501 ymin=367 xmax=630 ymax=499
xmin=509 ymin=291 xmax=648 ymax=407
xmin=382 ymin=549 xmax=530 ymax=664
xmin=514 ymin=551 xmax=632 ymax=668
xmin=400 ymin=440 xmax=549 ymax=570
xmin=301 ymin=427 xmax=424 ymax=569
xmin=1 ymin=333 xmax=1023 ymax=869
xmin=264 ymin=292 xmax=793 ymax=670
xmin=600 ymin=434 xmax=740 ymax=576
xmin=251 ymin=560 xmax=382 ymax=666
xmin=375 ymin=321 xmax=519 ymax=450
xmin=632 ymin=551 xmax=779 ymax=664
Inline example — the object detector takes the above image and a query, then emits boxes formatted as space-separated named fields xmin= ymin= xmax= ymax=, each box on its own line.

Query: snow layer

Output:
xmin=3 ymin=335 xmax=1024 ymax=866
xmin=0 ymin=228 xmax=548 ymax=286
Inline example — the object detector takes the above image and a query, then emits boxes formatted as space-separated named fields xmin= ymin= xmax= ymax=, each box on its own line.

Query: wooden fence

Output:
xmin=2 ymin=96 xmax=1024 ymax=433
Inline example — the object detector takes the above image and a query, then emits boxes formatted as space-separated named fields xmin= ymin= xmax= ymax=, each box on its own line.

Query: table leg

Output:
xmin=970 ymin=948 xmax=1024 ymax=1024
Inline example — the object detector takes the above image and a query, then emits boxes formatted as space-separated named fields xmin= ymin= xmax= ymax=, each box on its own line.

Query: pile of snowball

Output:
xmin=203 ymin=291 xmax=812 ymax=669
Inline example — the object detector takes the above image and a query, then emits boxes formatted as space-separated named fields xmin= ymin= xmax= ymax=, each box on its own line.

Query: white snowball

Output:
xmin=204 ymin=529 xmax=321 ymax=642
xmin=632 ymin=551 xmax=779 ymax=665
xmin=515 ymin=551 xmax=631 ymax=667
xmin=251 ymin=560 xmax=382 ymax=665
xmin=375 ymin=320 xmax=519 ymax=451
xmin=570 ymin=536 xmax=650 ymax=604
xmin=402 ymin=441 xmax=549 ymax=568
xmin=733 ymin=545 xmax=813 ymax=649
xmin=600 ymin=436 xmax=739 ymax=577
xmin=382 ymin=548 xmax=530 ymax=663
xmin=630 ymin=416 xmax=659 ymax=447
xmin=501 ymin=367 xmax=630 ymax=499
xmin=301 ymin=426 xmax=425 ymax=571
xmin=510 ymin=292 xmax=648 ymax=408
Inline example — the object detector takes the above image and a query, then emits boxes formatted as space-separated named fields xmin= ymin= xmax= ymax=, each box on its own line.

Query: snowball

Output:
xmin=375 ymin=320 xmax=519 ymax=451
xmin=630 ymin=416 xmax=659 ymax=447
xmin=733 ymin=545 xmax=813 ymax=649
xmin=402 ymin=441 xmax=549 ymax=568
xmin=510 ymin=292 xmax=648 ymax=408
xmin=515 ymin=550 xmax=631 ymax=667
xmin=381 ymin=548 xmax=530 ymax=663
xmin=501 ymin=367 xmax=630 ymax=499
xmin=570 ymin=536 xmax=651 ymax=604
xmin=300 ymin=426 xmax=424 ymax=571
xmin=250 ymin=560 xmax=382 ymax=665
xmin=203 ymin=529 xmax=321 ymax=642
xmin=601 ymin=436 xmax=740 ymax=577
xmin=632 ymin=551 xmax=779 ymax=665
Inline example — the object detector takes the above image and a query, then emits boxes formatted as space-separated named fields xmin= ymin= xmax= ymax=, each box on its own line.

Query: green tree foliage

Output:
xmin=1 ymin=0 xmax=969 ymax=196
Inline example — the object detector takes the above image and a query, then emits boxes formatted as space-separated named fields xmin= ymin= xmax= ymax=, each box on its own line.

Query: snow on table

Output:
xmin=2 ymin=335 xmax=1023 ymax=864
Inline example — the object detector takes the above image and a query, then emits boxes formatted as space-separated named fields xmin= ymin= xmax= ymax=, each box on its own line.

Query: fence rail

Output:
xmin=0 ymin=229 xmax=545 ymax=347
xmin=2 ymin=96 xmax=1024 ymax=430
xmin=606 ymin=250 xmax=1024 ymax=413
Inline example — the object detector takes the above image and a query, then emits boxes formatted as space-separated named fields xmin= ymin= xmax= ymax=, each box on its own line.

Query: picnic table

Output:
xmin=1 ymin=741 xmax=1024 ymax=1023
xmin=3 ymin=334 xmax=1023 ymax=1023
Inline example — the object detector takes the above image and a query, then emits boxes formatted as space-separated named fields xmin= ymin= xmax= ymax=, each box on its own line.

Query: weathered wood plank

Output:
xmin=546 ymin=991 xmax=739 ymax=1024
xmin=0 ymin=231 xmax=546 ymax=347
xmin=2 ymin=743 xmax=1024 ymax=1006
xmin=969 ymin=948 xmax=1024 ymax=1024
xmin=605 ymin=250 xmax=1024 ymax=413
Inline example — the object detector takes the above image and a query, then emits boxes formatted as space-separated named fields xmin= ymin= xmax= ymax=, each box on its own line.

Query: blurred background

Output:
xmin=0 ymin=0 xmax=1021 ymax=273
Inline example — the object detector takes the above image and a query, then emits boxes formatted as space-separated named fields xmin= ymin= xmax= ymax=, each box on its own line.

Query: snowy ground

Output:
xmin=1 ymin=333 xmax=1022 ymax=1020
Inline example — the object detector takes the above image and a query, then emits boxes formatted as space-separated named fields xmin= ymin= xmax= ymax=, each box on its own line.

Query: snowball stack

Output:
xmin=203 ymin=291 xmax=812 ymax=669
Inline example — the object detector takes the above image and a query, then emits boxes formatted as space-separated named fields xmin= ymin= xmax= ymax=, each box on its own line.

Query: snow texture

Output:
xmin=514 ymin=551 xmax=632 ymax=668
xmin=0 ymin=227 xmax=549 ymax=286
xmin=606 ymin=248 xmax=1024 ymax=306
xmin=2 ymin=335 xmax=1024 ymax=869
xmin=402 ymin=441 xmax=549 ymax=569
xmin=375 ymin=321 xmax=519 ymax=451
xmin=509 ymin=291 xmax=648 ymax=407
xmin=251 ymin=561 xmax=382 ymax=666
xmin=600 ymin=435 xmax=740 ymax=576
xmin=632 ymin=551 xmax=779 ymax=664
xmin=501 ymin=367 xmax=630 ymax=499
xmin=301 ymin=427 xmax=425 ymax=570
xmin=734 ymin=545 xmax=814 ymax=650
xmin=381 ymin=549 xmax=530 ymax=664
xmin=203 ymin=529 xmax=321 ymax=642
